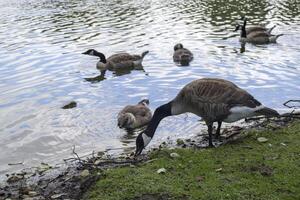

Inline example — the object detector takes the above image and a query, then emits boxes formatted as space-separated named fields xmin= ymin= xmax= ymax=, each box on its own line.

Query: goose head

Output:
xmin=82 ymin=49 xmax=97 ymax=56
xmin=117 ymin=113 xmax=136 ymax=129
xmin=82 ymin=49 xmax=107 ymax=64
xmin=234 ymin=24 xmax=241 ymax=32
xmin=174 ymin=43 xmax=184 ymax=51
xmin=135 ymin=132 xmax=151 ymax=156
xmin=138 ymin=99 xmax=150 ymax=106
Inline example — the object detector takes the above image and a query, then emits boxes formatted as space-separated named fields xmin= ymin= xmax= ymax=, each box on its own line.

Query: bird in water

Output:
xmin=238 ymin=18 xmax=283 ymax=44
xmin=82 ymin=49 xmax=149 ymax=71
xmin=135 ymin=78 xmax=279 ymax=156
xmin=173 ymin=43 xmax=193 ymax=66
xmin=234 ymin=17 xmax=276 ymax=36
xmin=118 ymin=99 xmax=152 ymax=130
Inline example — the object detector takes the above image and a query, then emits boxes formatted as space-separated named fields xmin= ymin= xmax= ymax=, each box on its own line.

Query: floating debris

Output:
xmin=62 ymin=101 xmax=77 ymax=109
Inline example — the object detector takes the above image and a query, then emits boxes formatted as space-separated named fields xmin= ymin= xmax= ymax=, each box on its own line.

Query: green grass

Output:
xmin=85 ymin=122 xmax=300 ymax=200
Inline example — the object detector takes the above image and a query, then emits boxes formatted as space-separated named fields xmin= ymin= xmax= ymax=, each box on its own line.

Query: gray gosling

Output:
xmin=135 ymin=78 xmax=279 ymax=156
xmin=82 ymin=49 xmax=149 ymax=71
xmin=118 ymin=99 xmax=152 ymax=130
xmin=173 ymin=43 xmax=193 ymax=66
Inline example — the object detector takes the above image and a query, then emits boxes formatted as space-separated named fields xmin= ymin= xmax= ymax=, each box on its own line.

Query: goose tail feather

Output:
xmin=255 ymin=107 xmax=279 ymax=117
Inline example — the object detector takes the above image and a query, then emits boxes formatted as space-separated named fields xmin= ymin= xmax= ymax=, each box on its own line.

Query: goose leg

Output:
xmin=207 ymin=123 xmax=214 ymax=147
xmin=216 ymin=121 xmax=222 ymax=139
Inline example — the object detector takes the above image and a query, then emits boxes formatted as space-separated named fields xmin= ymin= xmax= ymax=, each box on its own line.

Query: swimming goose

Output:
xmin=135 ymin=78 xmax=279 ymax=155
xmin=82 ymin=49 xmax=149 ymax=71
xmin=234 ymin=17 xmax=276 ymax=35
xmin=173 ymin=43 xmax=193 ymax=66
xmin=118 ymin=99 xmax=152 ymax=130
xmin=234 ymin=24 xmax=276 ymax=36
xmin=239 ymin=19 xmax=283 ymax=44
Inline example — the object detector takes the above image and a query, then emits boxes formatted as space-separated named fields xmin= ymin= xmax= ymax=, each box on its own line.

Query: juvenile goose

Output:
xmin=239 ymin=19 xmax=283 ymax=44
xmin=135 ymin=78 xmax=279 ymax=156
xmin=82 ymin=49 xmax=149 ymax=71
xmin=118 ymin=99 xmax=152 ymax=130
xmin=173 ymin=43 xmax=193 ymax=66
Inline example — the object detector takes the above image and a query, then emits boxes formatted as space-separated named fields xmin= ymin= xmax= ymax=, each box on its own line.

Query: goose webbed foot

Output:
xmin=215 ymin=121 xmax=222 ymax=139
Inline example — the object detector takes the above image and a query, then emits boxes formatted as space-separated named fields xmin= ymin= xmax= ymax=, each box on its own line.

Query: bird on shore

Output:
xmin=238 ymin=18 xmax=283 ymax=44
xmin=173 ymin=43 xmax=193 ymax=66
xmin=82 ymin=49 xmax=149 ymax=71
xmin=135 ymin=78 xmax=279 ymax=156
xmin=234 ymin=17 xmax=276 ymax=36
xmin=118 ymin=99 xmax=152 ymax=130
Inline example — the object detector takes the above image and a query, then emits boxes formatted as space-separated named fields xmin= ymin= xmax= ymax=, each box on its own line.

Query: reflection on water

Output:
xmin=0 ymin=0 xmax=299 ymax=175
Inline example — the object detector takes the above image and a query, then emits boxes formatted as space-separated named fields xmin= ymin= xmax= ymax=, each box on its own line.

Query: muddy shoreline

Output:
xmin=0 ymin=115 xmax=296 ymax=200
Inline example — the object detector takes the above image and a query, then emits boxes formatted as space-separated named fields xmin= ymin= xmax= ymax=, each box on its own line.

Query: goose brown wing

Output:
xmin=107 ymin=53 xmax=135 ymax=63
xmin=176 ymin=78 xmax=261 ymax=121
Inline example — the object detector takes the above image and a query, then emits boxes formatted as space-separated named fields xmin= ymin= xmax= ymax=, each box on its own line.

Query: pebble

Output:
xmin=257 ymin=137 xmax=268 ymax=143
xmin=80 ymin=169 xmax=90 ymax=177
xmin=170 ymin=152 xmax=180 ymax=158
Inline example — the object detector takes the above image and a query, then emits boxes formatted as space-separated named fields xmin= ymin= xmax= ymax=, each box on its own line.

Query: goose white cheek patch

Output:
xmin=142 ymin=133 xmax=152 ymax=147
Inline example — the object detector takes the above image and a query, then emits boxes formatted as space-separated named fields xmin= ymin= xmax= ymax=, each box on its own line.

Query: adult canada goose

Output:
xmin=135 ymin=78 xmax=279 ymax=156
xmin=234 ymin=17 xmax=276 ymax=35
xmin=239 ymin=19 xmax=283 ymax=44
xmin=118 ymin=99 xmax=152 ymax=130
xmin=234 ymin=24 xmax=276 ymax=36
xmin=82 ymin=49 xmax=149 ymax=71
xmin=173 ymin=43 xmax=193 ymax=66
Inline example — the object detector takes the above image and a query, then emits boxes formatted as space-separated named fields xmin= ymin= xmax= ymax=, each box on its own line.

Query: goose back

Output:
xmin=118 ymin=102 xmax=152 ymax=129
xmin=172 ymin=78 xmax=261 ymax=122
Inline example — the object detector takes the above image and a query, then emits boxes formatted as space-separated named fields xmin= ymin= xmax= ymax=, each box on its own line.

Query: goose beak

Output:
xmin=134 ymin=146 xmax=143 ymax=157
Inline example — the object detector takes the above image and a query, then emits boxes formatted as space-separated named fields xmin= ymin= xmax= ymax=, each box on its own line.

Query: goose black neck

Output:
xmin=144 ymin=102 xmax=172 ymax=138
xmin=241 ymin=19 xmax=247 ymax=38
xmin=94 ymin=52 xmax=107 ymax=63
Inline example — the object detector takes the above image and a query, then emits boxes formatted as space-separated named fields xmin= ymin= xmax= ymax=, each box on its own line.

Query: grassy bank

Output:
xmin=85 ymin=122 xmax=300 ymax=200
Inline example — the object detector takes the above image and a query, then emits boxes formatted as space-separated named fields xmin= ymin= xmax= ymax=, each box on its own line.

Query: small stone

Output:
xmin=94 ymin=160 xmax=101 ymax=165
xmin=28 ymin=191 xmax=37 ymax=197
xmin=280 ymin=143 xmax=287 ymax=146
xmin=80 ymin=169 xmax=90 ymax=177
xmin=257 ymin=137 xmax=268 ymax=143
xmin=51 ymin=194 xmax=64 ymax=199
xmin=170 ymin=153 xmax=180 ymax=158
xmin=157 ymin=168 xmax=167 ymax=174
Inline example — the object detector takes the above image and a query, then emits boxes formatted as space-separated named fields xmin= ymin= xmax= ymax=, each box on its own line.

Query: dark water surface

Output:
xmin=0 ymin=0 xmax=299 ymax=174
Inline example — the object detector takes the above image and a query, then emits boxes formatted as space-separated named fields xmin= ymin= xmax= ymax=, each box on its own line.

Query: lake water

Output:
xmin=0 ymin=0 xmax=299 ymax=175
